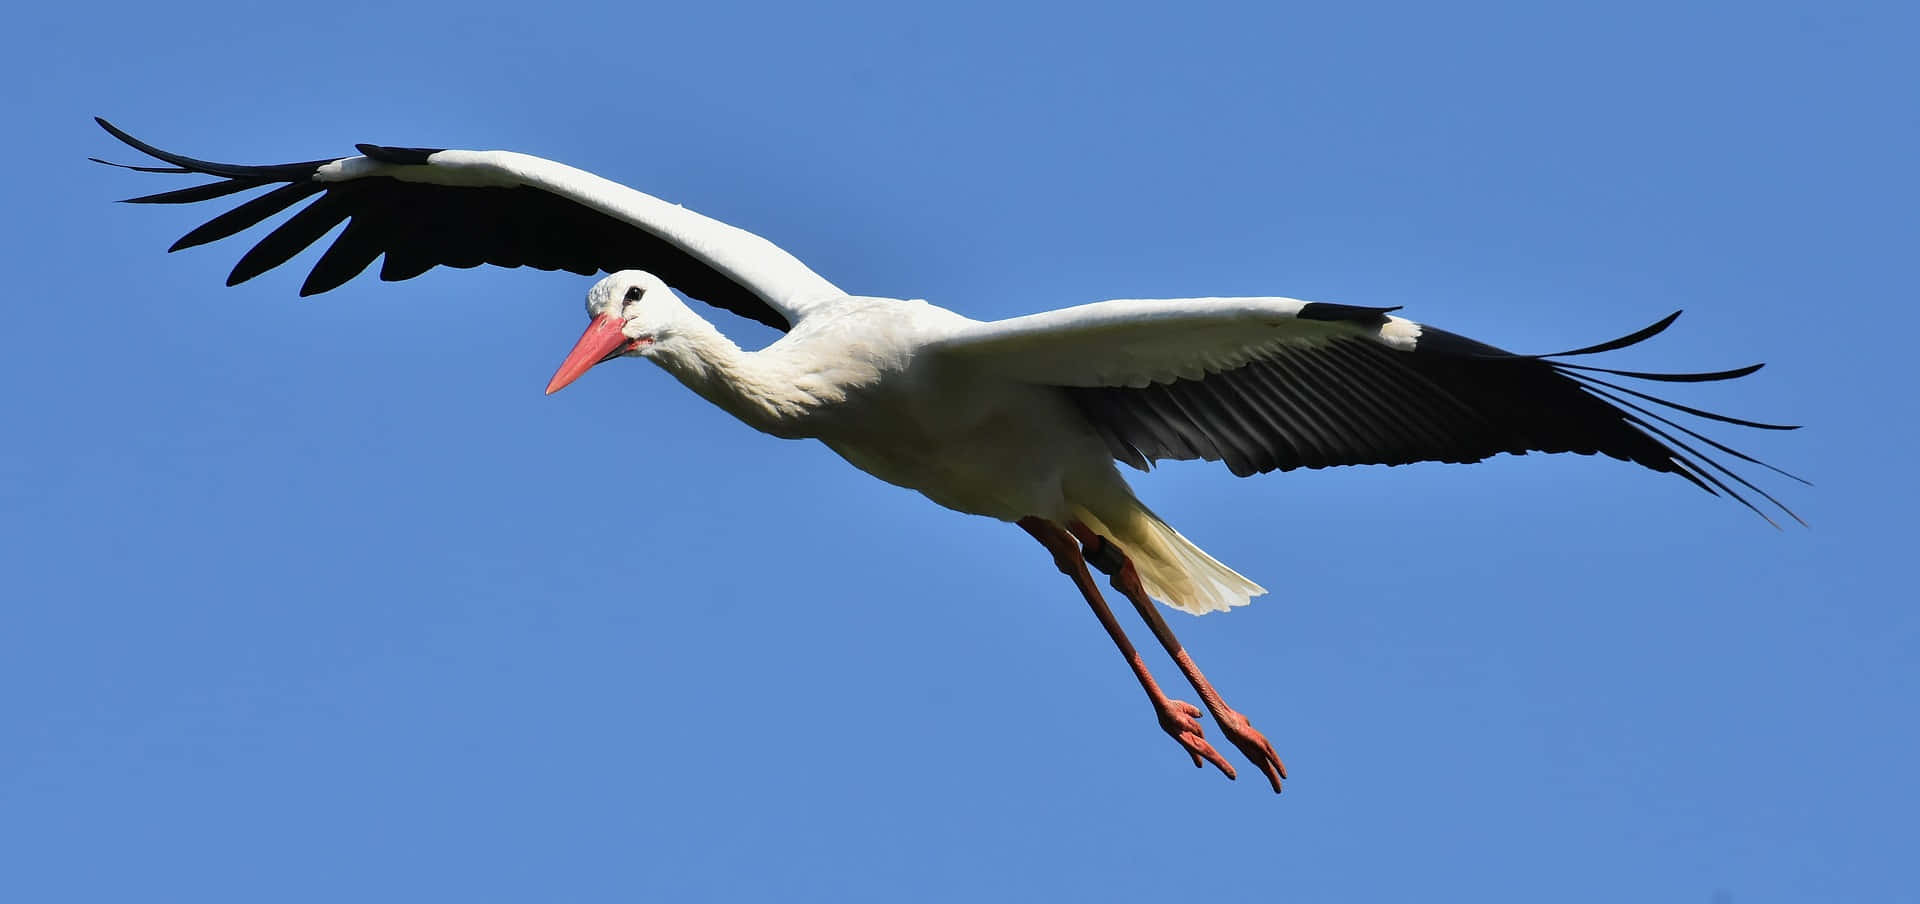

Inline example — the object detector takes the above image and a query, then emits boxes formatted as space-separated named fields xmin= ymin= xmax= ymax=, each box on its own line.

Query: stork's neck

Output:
xmin=641 ymin=305 xmax=819 ymax=438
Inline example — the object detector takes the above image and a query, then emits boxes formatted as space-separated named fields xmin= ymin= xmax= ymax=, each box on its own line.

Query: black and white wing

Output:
xmin=93 ymin=118 xmax=845 ymax=331
xmin=925 ymin=297 xmax=1804 ymax=525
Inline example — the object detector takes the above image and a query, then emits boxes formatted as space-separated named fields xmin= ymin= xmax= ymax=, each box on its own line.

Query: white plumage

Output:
xmin=96 ymin=118 xmax=1802 ymax=793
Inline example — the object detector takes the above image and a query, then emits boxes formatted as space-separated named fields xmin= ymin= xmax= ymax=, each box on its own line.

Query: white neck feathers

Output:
xmin=640 ymin=303 xmax=823 ymax=437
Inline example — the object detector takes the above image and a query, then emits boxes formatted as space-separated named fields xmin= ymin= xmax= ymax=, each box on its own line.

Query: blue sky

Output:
xmin=4 ymin=1 xmax=1913 ymax=901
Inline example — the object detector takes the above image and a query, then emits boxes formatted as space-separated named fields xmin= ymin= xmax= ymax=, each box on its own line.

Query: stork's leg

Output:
xmin=1068 ymin=521 xmax=1287 ymax=793
xmin=1017 ymin=516 xmax=1236 ymax=780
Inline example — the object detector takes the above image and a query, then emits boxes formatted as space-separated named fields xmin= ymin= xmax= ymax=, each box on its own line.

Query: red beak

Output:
xmin=545 ymin=314 xmax=633 ymax=395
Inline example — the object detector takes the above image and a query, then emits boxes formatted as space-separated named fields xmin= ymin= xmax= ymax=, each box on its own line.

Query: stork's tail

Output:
xmin=1070 ymin=500 xmax=1266 ymax=615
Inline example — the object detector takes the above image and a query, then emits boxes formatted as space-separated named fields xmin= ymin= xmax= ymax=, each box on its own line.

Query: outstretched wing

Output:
xmin=925 ymin=297 xmax=1805 ymax=525
xmin=93 ymin=118 xmax=846 ymax=331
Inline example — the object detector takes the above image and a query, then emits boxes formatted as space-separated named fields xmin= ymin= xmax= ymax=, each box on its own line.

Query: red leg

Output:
xmin=1017 ymin=517 xmax=1236 ymax=780
xmin=1068 ymin=522 xmax=1287 ymax=793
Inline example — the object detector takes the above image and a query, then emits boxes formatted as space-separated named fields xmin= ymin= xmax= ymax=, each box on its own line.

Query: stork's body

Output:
xmin=96 ymin=119 xmax=1802 ymax=793
xmin=610 ymin=285 xmax=1255 ymax=610
xmin=632 ymin=294 xmax=1075 ymax=517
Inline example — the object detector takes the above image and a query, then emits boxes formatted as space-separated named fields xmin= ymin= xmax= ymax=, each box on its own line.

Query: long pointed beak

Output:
xmin=546 ymin=314 xmax=633 ymax=395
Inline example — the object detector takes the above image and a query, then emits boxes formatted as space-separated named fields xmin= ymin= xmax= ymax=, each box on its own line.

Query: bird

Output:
xmin=94 ymin=117 xmax=1803 ymax=793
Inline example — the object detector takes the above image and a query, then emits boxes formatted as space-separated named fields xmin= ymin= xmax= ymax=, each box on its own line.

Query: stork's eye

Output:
xmin=624 ymin=285 xmax=645 ymax=303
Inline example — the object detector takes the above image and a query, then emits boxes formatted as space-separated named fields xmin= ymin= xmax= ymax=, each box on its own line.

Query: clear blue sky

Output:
xmin=4 ymin=2 xmax=1912 ymax=901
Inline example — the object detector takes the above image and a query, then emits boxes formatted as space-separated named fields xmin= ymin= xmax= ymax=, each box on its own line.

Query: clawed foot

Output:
xmin=1213 ymin=707 xmax=1286 ymax=793
xmin=1150 ymin=699 xmax=1287 ymax=792
xmin=1155 ymin=698 xmax=1236 ymax=779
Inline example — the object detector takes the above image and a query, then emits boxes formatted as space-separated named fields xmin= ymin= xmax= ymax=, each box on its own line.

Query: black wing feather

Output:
xmin=301 ymin=216 xmax=388 ymax=296
xmin=169 ymin=182 xmax=325 ymax=252
xmin=228 ymin=192 xmax=354 ymax=286
xmin=122 ymin=179 xmax=267 ymax=205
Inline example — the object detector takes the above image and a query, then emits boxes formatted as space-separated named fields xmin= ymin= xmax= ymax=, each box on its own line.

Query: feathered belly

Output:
xmin=815 ymin=383 xmax=1117 ymax=522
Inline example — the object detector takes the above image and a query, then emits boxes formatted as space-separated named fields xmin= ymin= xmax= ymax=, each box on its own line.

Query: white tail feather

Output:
xmin=1071 ymin=501 xmax=1266 ymax=615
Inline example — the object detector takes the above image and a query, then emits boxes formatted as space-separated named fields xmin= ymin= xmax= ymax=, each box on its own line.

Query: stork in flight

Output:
xmin=95 ymin=118 xmax=1802 ymax=793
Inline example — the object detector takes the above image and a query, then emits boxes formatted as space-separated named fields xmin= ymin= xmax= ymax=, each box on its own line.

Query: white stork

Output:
xmin=95 ymin=118 xmax=1803 ymax=793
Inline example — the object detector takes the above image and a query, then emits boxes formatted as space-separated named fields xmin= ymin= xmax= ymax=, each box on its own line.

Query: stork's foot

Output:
xmin=1212 ymin=706 xmax=1286 ymax=793
xmin=1155 ymin=697 xmax=1236 ymax=779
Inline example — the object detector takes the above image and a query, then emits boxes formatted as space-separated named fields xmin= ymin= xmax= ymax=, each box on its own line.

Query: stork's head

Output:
xmin=544 ymin=270 xmax=673 ymax=394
